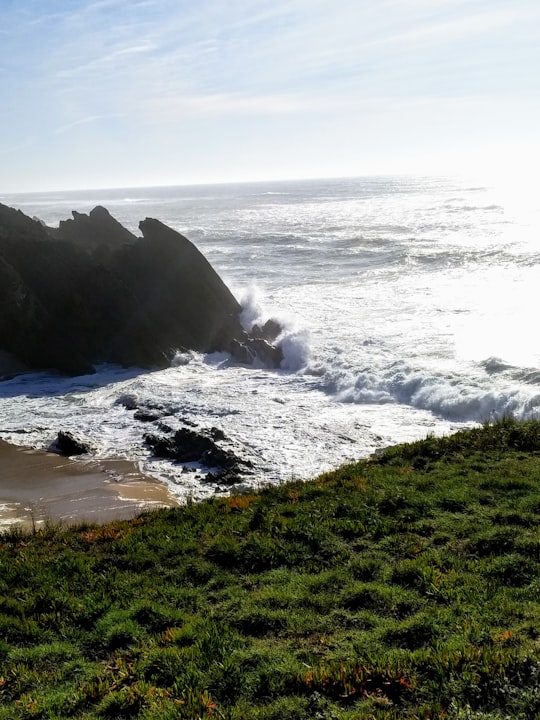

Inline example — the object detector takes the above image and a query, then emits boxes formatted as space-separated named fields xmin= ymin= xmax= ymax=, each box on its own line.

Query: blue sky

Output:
xmin=1 ymin=0 xmax=539 ymax=191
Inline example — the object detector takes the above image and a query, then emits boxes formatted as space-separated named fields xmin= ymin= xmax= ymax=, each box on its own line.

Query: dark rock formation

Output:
xmin=49 ymin=205 xmax=138 ymax=254
xmin=0 ymin=350 xmax=27 ymax=379
xmin=252 ymin=318 xmax=282 ymax=342
xmin=48 ymin=431 xmax=90 ymax=456
xmin=144 ymin=427 xmax=251 ymax=485
xmin=229 ymin=316 xmax=284 ymax=366
xmin=0 ymin=203 xmax=283 ymax=375
xmin=133 ymin=408 xmax=163 ymax=423
xmin=229 ymin=337 xmax=283 ymax=367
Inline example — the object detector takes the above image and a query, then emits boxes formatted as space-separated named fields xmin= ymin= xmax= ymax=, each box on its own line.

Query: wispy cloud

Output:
xmin=30 ymin=0 xmax=538 ymax=135
xmin=2 ymin=0 xmax=540 ymax=190
xmin=55 ymin=43 xmax=155 ymax=79
xmin=148 ymin=91 xmax=338 ymax=119
xmin=365 ymin=8 xmax=524 ymax=49
xmin=53 ymin=114 xmax=121 ymax=136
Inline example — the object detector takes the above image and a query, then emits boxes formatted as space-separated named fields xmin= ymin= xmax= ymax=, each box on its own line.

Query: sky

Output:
xmin=1 ymin=0 xmax=539 ymax=192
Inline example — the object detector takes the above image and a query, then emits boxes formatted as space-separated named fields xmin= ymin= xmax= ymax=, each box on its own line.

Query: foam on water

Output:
xmin=1 ymin=176 xmax=539 ymax=501
xmin=321 ymin=358 xmax=540 ymax=422
xmin=0 ymin=358 xmax=460 ymax=501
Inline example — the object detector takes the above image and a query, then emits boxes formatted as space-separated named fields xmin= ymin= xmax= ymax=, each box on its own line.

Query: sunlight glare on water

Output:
xmin=1 ymin=175 xmax=539 ymax=499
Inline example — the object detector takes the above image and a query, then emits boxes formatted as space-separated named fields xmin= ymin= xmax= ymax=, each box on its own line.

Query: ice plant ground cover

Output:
xmin=1 ymin=417 xmax=539 ymax=719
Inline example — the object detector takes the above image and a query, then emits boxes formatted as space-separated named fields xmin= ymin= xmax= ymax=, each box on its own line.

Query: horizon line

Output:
xmin=0 ymin=171 xmax=467 ymax=197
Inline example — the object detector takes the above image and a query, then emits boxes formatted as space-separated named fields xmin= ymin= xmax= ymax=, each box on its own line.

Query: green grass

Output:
xmin=1 ymin=417 xmax=540 ymax=719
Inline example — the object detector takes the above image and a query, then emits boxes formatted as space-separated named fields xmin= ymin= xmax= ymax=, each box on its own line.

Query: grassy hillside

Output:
xmin=1 ymin=418 xmax=539 ymax=719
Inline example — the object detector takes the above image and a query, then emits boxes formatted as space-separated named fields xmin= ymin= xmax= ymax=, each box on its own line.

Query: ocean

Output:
xmin=1 ymin=176 xmax=539 ymax=501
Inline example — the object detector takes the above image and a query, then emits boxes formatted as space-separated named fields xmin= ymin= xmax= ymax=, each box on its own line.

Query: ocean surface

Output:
xmin=1 ymin=176 xmax=539 ymax=501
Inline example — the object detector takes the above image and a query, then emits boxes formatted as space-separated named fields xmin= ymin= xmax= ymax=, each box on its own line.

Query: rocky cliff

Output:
xmin=0 ymin=203 xmax=281 ymax=376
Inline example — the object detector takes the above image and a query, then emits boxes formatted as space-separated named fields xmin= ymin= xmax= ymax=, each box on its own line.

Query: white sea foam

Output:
xmin=326 ymin=360 xmax=540 ymax=422
xmin=238 ymin=285 xmax=311 ymax=371
xmin=1 ymin=176 xmax=539 ymax=501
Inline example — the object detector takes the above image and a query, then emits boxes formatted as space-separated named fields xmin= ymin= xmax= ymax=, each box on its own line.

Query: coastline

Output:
xmin=0 ymin=439 xmax=178 ymax=531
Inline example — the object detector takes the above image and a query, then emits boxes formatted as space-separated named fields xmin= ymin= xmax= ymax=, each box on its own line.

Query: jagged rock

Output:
xmin=231 ymin=317 xmax=284 ymax=366
xmin=134 ymin=408 xmax=163 ymax=423
xmin=209 ymin=426 xmax=226 ymax=441
xmin=251 ymin=318 xmax=282 ymax=342
xmin=48 ymin=431 xmax=90 ymax=456
xmin=0 ymin=203 xmax=283 ymax=375
xmin=115 ymin=394 xmax=139 ymax=411
xmin=144 ymin=427 xmax=251 ymax=484
xmin=157 ymin=422 xmax=174 ymax=433
xmin=145 ymin=427 xmax=227 ymax=464
xmin=115 ymin=395 xmax=170 ymax=422
xmin=50 ymin=206 xmax=137 ymax=253
xmin=229 ymin=337 xmax=283 ymax=368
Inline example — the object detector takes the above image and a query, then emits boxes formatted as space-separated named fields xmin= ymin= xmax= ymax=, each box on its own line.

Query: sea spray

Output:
xmin=1 ymin=176 xmax=539 ymax=501
xmin=238 ymin=285 xmax=311 ymax=371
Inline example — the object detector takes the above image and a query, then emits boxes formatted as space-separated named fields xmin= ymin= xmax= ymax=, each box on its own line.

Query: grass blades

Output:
xmin=0 ymin=417 xmax=539 ymax=718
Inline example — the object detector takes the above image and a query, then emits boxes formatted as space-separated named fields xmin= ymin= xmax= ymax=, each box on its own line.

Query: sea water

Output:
xmin=1 ymin=176 xmax=539 ymax=500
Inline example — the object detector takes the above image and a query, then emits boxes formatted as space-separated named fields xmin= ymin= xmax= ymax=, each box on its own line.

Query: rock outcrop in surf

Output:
xmin=0 ymin=203 xmax=282 ymax=376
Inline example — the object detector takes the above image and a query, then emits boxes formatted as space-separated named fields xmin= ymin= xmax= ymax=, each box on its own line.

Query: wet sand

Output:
xmin=0 ymin=440 xmax=178 ymax=530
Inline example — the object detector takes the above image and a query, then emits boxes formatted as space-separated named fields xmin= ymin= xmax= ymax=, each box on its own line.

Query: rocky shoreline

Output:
xmin=0 ymin=202 xmax=283 ymax=377
xmin=0 ymin=202 xmax=285 ymax=526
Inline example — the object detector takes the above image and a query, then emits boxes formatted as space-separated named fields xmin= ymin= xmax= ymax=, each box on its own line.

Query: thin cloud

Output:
xmin=115 ymin=44 xmax=155 ymax=56
xmin=148 ymin=92 xmax=338 ymax=119
xmin=366 ymin=8 xmax=525 ymax=49
xmin=77 ymin=0 xmax=131 ymax=13
xmin=54 ymin=115 xmax=120 ymax=136
xmin=55 ymin=43 xmax=155 ymax=79
xmin=1 ymin=0 xmax=539 ymax=191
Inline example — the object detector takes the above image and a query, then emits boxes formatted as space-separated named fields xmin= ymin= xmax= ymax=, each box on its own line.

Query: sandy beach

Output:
xmin=0 ymin=440 xmax=177 ymax=531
